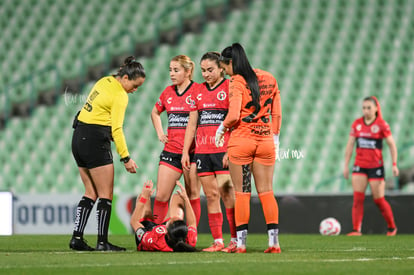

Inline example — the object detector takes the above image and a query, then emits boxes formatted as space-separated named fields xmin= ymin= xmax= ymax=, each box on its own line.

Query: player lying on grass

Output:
xmin=130 ymin=180 xmax=197 ymax=252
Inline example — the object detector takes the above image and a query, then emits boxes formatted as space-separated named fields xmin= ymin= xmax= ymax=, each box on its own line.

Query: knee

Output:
xmin=205 ymin=189 xmax=220 ymax=202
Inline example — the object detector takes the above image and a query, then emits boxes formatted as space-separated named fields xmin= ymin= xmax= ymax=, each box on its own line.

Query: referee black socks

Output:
xmin=73 ymin=196 xmax=95 ymax=238
xmin=96 ymin=198 xmax=112 ymax=243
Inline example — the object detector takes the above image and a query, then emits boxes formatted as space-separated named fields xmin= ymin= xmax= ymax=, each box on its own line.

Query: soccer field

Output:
xmin=1 ymin=234 xmax=413 ymax=274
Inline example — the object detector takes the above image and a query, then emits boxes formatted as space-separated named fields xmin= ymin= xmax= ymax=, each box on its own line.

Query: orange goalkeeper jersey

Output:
xmin=223 ymin=69 xmax=281 ymax=140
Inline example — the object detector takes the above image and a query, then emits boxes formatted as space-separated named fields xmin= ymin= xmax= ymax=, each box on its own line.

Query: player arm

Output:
xmin=223 ymin=80 xmax=244 ymax=128
xmin=151 ymin=106 xmax=167 ymax=142
xmin=175 ymin=181 xmax=197 ymax=228
xmin=271 ymin=87 xmax=282 ymax=135
xmin=344 ymin=136 xmax=356 ymax=168
xmin=385 ymin=135 xmax=398 ymax=166
xmin=111 ymin=95 xmax=129 ymax=158
xmin=183 ymin=110 xmax=198 ymax=154
xmin=130 ymin=180 xmax=154 ymax=232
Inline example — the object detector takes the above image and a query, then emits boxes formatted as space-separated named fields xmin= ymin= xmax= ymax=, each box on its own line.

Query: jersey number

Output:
xmin=242 ymin=98 xmax=272 ymax=123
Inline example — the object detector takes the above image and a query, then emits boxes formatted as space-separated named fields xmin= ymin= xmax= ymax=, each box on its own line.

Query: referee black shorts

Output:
xmin=72 ymin=122 xmax=113 ymax=169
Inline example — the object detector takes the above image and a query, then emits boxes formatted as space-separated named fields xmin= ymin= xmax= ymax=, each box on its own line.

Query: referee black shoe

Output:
xmin=69 ymin=236 xmax=94 ymax=251
xmin=95 ymin=241 xmax=126 ymax=251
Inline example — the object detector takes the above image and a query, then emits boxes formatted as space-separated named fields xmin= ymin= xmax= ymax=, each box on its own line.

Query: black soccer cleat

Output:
xmin=95 ymin=241 xmax=126 ymax=251
xmin=69 ymin=236 xmax=95 ymax=251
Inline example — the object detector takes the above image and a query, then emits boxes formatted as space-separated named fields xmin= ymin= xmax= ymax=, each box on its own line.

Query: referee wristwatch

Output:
xmin=120 ymin=156 xmax=130 ymax=163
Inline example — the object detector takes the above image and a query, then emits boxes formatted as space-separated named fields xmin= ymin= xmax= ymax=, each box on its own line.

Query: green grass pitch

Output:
xmin=1 ymin=234 xmax=414 ymax=274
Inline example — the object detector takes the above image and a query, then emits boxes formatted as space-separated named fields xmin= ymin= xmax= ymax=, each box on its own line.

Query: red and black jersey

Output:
xmin=350 ymin=116 xmax=392 ymax=168
xmin=137 ymin=225 xmax=197 ymax=252
xmin=190 ymin=79 xmax=230 ymax=154
xmin=155 ymin=82 xmax=201 ymax=154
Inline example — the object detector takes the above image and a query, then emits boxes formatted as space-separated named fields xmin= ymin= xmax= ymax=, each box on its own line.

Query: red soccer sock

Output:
xmin=153 ymin=199 xmax=169 ymax=224
xmin=352 ymin=191 xmax=365 ymax=232
xmin=208 ymin=212 xmax=223 ymax=241
xmin=258 ymin=191 xmax=279 ymax=225
xmin=235 ymin=192 xmax=251 ymax=227
xmin=225 ymin=208 xmax=237 ymax=239
xmin=190 ymin=198 xmax=201 ymax=227
xmin=374 ymin=197 xmax=396 ymax=229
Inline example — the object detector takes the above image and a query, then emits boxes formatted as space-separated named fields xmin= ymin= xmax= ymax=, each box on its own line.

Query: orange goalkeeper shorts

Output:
xmin=227 ymin=137 xmax=275 ymax=166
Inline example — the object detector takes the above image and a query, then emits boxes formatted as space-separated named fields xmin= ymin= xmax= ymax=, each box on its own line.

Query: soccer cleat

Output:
xmin=95 ymin=241 xmax=126 ymax=251
xmin=234 ymin=247 xmax=247 ymax=253
xmin=69 ymin=236 xmax=94 ymax=251
xmin=264 ymin=246 xmax=281 ymax=253
xmin=387 ymin=228 xmax=397 ymax=236
xmin=202 ymin=242 xmax=225 ymax=252
xmin=221 ymin=241 xmax=237 ymax=253
xmin=346 ymin=230 xmax=362 ymax=236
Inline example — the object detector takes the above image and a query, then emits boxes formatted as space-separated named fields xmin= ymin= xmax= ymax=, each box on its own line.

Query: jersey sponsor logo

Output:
xmin=250 ymin=124 xmax=271 ymax=136
xmin=356 ymin=124 xmax=362 ymax=131
xmin=168 ymin=112 xmax=189 ymax=128
xmin=371 ymin=125 xmax=379 ymax=134
xmin=171 ymin=107 xmax=185 ymax=111
xmin=203 ymin=103 xmax=216 ymax=108
xmin=167 ymin=97 xmax=172 ymax=104
xmin=157 ymin=99 xmax=162 ymax=106
xmin=356 ymin=137 xmax=382 ymax=149
xmin=198 ymin=110 xmax=226 ymax=125
xmin=217 ymin=90 xmax=227 ymax=101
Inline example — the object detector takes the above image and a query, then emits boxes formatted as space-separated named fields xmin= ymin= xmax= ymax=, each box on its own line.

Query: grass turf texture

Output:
xmin=1 ymin=234 xmax=414 ymax=274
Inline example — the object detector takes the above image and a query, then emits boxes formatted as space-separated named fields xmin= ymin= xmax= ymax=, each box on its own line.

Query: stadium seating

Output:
xmin=0 ymin=0 xmax=413 ymax=194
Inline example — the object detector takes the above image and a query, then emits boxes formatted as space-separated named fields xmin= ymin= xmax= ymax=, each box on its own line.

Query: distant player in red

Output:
xmin=151 ymin=55 xmax=201 ymax=225
xmin=182 ymin=52 xmax=237 ymax=252
xmin=130 ymin=180 xmax=197 ymax=252
xmin=344 ymin=96 xmax=399 ymax=236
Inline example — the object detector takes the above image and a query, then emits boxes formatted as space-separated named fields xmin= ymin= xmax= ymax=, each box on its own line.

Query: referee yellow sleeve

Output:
xmin=111 ymin=93 xmax=129 ymax=158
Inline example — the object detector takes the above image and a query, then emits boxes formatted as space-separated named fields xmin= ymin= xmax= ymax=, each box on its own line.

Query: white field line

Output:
xmin=1 ymin=256 xmax=414 ymax=270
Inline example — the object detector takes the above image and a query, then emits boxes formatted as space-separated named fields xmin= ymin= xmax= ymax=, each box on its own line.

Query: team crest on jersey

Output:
xmin=371 ymin=125 xmax=379 ymax=134
xmin=356 ymin=124 xmax=362 ymax=131
xmin=186 ymin=95 xmax=194 ymax=105
xmin=167 ymin=97 xmax=172 ymax=104
xmin=156 ymin=226 xmax=167 ymax=234
xmin=217 ymin=90 xmax=226 ymax=101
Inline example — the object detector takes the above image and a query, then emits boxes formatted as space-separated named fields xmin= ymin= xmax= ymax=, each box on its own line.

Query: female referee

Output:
xmin=130 ymin=180 xmax=197 ymax=252
xmin=344 ymin=96 xmax=398 ymax=236
xmin=215 ymin=43 xmax=282 ymax=253
xmin=69 ymin=56 xmax=145 ymax=251
xmin=151 ymin=55 xmax=201 ymax=225
xmin=182 ymin=52 xmax=237 ymax=252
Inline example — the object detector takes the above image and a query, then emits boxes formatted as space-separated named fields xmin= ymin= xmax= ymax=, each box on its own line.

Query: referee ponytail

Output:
xmin=221 ymin=43 xmax=260 ymax=109
xmin=116 ymin=56 xmax=146 ymax=80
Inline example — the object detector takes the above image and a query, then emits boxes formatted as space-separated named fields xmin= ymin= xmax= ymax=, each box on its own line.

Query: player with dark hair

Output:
xmin=70 ymin=56 xmax=145 ymax=251
xmin=182 ymin=52 xmax=237 ymax=252
xmin=130 ymin=180 xmax=197 ymax=252
xmin=344 ymin=96 xmax=398 ymax=236
xmin=151 ymin=55 xmax=201 ymax=225
xmin=216 ymin=43 xmax=282 ymax=253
